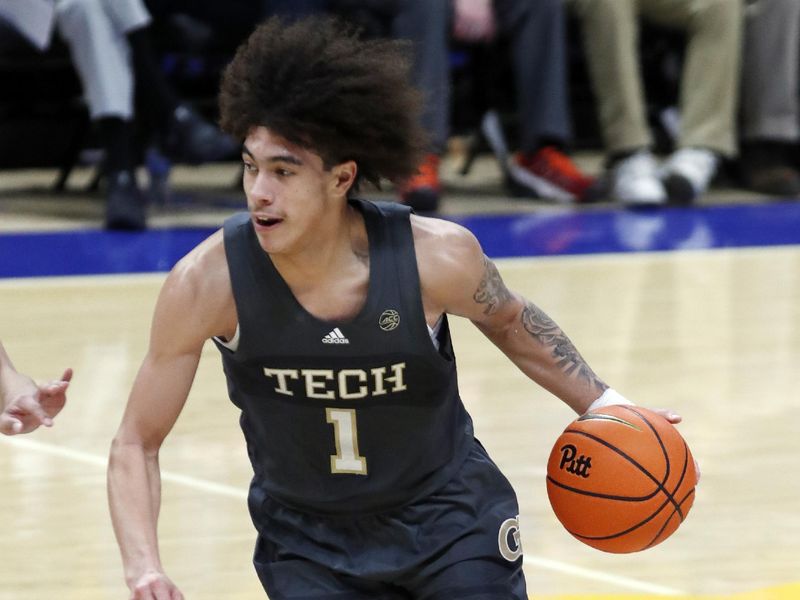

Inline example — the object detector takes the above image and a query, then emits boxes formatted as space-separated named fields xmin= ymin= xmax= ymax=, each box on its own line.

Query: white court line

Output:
xmin=1 ymin=435 xmax=685 ymax=595
xmin=0 ymin=435 xmax=246 ymax=499
xmin=523 ymin=556 xmax=684 ymax=596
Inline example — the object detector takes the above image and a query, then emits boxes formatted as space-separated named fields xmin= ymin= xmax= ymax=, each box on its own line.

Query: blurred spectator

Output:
xmin=739 ymin=0 xmax=800 ymax=196
xmin=143 ymin=0 xmax=326 ymax=46
xmin=389 ymin=0 xmax=593 ymax=211
xmin=0 ymin=0 xmax=238 ymax=230
xmin=568 ymin=0 xmax=741 ymax=206
xmin=54 ymin=0 xmax=238 ymax=230
xmin=346 ymin=0 xmax=450 ymax=212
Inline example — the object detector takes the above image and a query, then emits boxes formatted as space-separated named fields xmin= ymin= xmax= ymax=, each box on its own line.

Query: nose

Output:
xmin=246 ymin=172 xmax=275 ymax=207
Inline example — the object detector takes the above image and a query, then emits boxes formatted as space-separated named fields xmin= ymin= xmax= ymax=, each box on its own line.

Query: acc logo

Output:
xmin=378 ymin=309 xmax=400 ymax=331
xmin=498 ymin=515 xmax=523 ymax=562
xmin=559 ymin=444 xmax=592 ymax=478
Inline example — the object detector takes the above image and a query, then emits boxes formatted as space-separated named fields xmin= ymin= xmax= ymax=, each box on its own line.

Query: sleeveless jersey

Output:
xmin=214 ymin=199 xmax=474 ymax=514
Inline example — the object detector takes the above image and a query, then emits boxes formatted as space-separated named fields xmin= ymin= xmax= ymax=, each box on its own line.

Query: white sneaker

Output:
xmin=610 ymin=150 xmax=667 ymax=206
xmin=661 ymin=147 xmax=719 ymax=204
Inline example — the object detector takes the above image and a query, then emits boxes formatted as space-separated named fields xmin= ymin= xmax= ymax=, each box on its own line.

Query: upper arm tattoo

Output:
xmin=472 ymin=256 xmax=513 ymax=315
xmin=521 ymin=300 xmax=608 ymax=393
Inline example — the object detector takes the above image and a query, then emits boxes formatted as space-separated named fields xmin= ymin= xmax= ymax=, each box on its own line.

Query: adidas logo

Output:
xmin=322 ymin=328 xmax=350 ymax=344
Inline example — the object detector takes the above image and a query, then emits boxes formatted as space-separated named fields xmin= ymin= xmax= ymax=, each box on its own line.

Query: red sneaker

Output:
xmin=507 ymin=147 xmax=595 ymax=202
xmin=397 ymin=154 xmax=441 ymax=212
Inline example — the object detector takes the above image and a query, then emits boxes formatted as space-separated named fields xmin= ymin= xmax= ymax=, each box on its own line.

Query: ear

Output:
xmin=329 ymin=160 xmax=357 ymax=196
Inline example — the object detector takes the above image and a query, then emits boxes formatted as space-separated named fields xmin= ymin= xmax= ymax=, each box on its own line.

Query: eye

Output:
xmin=243 ymin=161 xmax=257 ymax=173
xmin=275 ymin=168 xmax=293 ymax=177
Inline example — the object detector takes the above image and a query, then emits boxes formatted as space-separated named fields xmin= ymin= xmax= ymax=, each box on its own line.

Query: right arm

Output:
xmin=108 ymin=233 xmax=234 ymax=599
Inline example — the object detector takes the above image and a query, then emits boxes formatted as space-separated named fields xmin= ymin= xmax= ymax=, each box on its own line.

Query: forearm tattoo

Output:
xmin=472 ymin=256 xmax=513 ymax=315
xmin=521 ymin=300 xmax=608 ymax=393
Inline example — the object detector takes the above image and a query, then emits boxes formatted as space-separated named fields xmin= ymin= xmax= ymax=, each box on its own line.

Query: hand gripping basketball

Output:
xmin=546 ymin=405 xmax=696 ymax=553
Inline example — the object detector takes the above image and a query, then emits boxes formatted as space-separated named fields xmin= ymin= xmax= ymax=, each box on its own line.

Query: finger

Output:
xmin=694 ymin=458 xmax=701 ymax=484
xmin=16 ymin=395 xmax=52 ymax=427
xmin=148 ymin=579 xmax=174 ymax=600
xmin=131 ymin=585 xmax=154 ymax=600
xmin=39 ymin=371 xmax=72 ymax=398
xmin=41 ymin=381 xmax=68 ymax=394
xmin=0 ymin=413 xmax=24 ymax=435
xmin=651 ymin=408 xmax=682 ymax=424
xmin=156 ymin=586 xmax=175 ymax=600
xmin=40 ymin=380 xmax=69 ymax=402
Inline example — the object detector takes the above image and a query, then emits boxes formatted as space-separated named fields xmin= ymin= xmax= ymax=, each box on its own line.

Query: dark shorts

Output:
xmin=249 ymin=440 xmax=527 ymax=599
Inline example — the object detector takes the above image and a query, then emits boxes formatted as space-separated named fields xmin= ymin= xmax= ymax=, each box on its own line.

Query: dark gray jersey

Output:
xmin=214 ymin=199 xmax=473 ymax=514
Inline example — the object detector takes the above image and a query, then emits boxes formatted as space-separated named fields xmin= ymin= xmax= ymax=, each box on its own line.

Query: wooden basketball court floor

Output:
xmin=1 ymin=162 xmax=799 ymax=599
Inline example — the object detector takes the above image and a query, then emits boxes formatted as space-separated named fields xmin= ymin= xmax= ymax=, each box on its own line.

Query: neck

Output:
xmin=272 ymin=201 xmax=365 ymax=282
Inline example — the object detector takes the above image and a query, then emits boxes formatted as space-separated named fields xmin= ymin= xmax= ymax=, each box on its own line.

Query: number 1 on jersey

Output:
xmin=326 ymin=408 xmax=367 ymax=475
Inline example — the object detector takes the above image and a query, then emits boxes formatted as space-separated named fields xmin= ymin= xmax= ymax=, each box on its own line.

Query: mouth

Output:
xmin=253 ymin=214 xmax=283 ymax=229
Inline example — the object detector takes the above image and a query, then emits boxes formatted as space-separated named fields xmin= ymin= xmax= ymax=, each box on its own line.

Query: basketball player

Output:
xmin=0 ymin=341 xmax=72 ymax=435
xmin=107 ymin=16 xmax=687 ymax=599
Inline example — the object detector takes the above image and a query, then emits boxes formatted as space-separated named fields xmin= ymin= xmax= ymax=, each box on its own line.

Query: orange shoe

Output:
xmin=397 ymin=154 xmax=441 ymax=212
xmin=507 ymin=146 xmax=595 ymax=202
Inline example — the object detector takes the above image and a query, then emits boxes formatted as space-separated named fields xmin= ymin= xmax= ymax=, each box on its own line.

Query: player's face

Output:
xmin=241 ymin=127 xmax=351 ymax=255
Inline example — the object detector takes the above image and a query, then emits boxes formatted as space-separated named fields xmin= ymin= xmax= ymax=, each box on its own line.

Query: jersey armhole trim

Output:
xmin=427 ymin=314 xmax=443 ymax=351
xmin=214 ymin=323 xmax=240 ymax=352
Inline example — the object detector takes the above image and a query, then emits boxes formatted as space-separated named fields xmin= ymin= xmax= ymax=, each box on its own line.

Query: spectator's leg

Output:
xmin=495 ymin=0 xmax=595 ymax=201
xmin=641 ymin=0 xmax=741 ymax=203
xmin=123 ymin=14 xmax=238 ymax=164
xmin=641 ymin=0 xmax=741 ymax=158
xmin=56 ymin=0 xmax=141 ymax=123
xmin=739 ymin=0 xmax=800 ymax=194
xmin=103 ymin=0 xmax=179 ymax=130
xmin=741 ymin=0 xmax=800 ymax=143
xmin=568 ymin=0 xmax=651 ymax=156
xmin=568 ymin=0 xmax=666 ymax=205
xmin=126 ymin=26 xmax=179 ymax=132
xmin=143 ymin=0 xmax=318 ymax=34
xmin=391 ymin=0 xmax=449 ymax=212
xmin=103 ymin=0 xmax=152 ymax=34
xmin=392 ymin=0 xmax=449 ymax=155
xmin=496 ymin=0 xmax=570 ymax=151
xmin=56 ymin=0 xmax=147 ymax=229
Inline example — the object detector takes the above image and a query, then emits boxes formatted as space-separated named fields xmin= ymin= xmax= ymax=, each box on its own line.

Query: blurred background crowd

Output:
xmin=0 ymin=0 xmax=798 ymax=230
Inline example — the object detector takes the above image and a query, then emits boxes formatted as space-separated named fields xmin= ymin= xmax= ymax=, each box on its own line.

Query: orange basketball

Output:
xmin=546 ymin=405 xmax=696 ymax=553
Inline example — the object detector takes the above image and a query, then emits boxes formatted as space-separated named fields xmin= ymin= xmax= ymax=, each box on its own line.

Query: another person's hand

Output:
xmin=453 ymin=0 xmax=496 ymax=42
xmin=0 ymin=368 xmax=72 ymax=435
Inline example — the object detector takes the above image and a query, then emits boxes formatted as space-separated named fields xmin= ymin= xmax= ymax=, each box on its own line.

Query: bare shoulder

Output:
xmin=410 ymin=214 xmax=483 ymax=270
xmin=157 ymin=229 xmax=236 ymax=342
xmin=410 ymin=214 xmax=485 ymax=317
xmin=169 ymin=229 xmax=228 ymax=291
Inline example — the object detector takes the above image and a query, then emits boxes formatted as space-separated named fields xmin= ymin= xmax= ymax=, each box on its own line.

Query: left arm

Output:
xmin=473 ymin=256 xmax=609 ymax=413
xmin=415 ymin=217 xmax=624 ymax=415
xmin=0 ymin=341 xmax=72 ymax=435
xmin=415 ymin=218 xmax=696 ymax=480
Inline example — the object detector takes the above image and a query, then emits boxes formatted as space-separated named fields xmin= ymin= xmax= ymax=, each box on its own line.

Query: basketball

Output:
xmin=546 ymin=405 xmax=696 ymax=553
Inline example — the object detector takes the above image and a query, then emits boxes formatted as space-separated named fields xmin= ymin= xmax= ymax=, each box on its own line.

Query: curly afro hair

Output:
xmin=218 ymin=15 xmax=429 ymax=193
